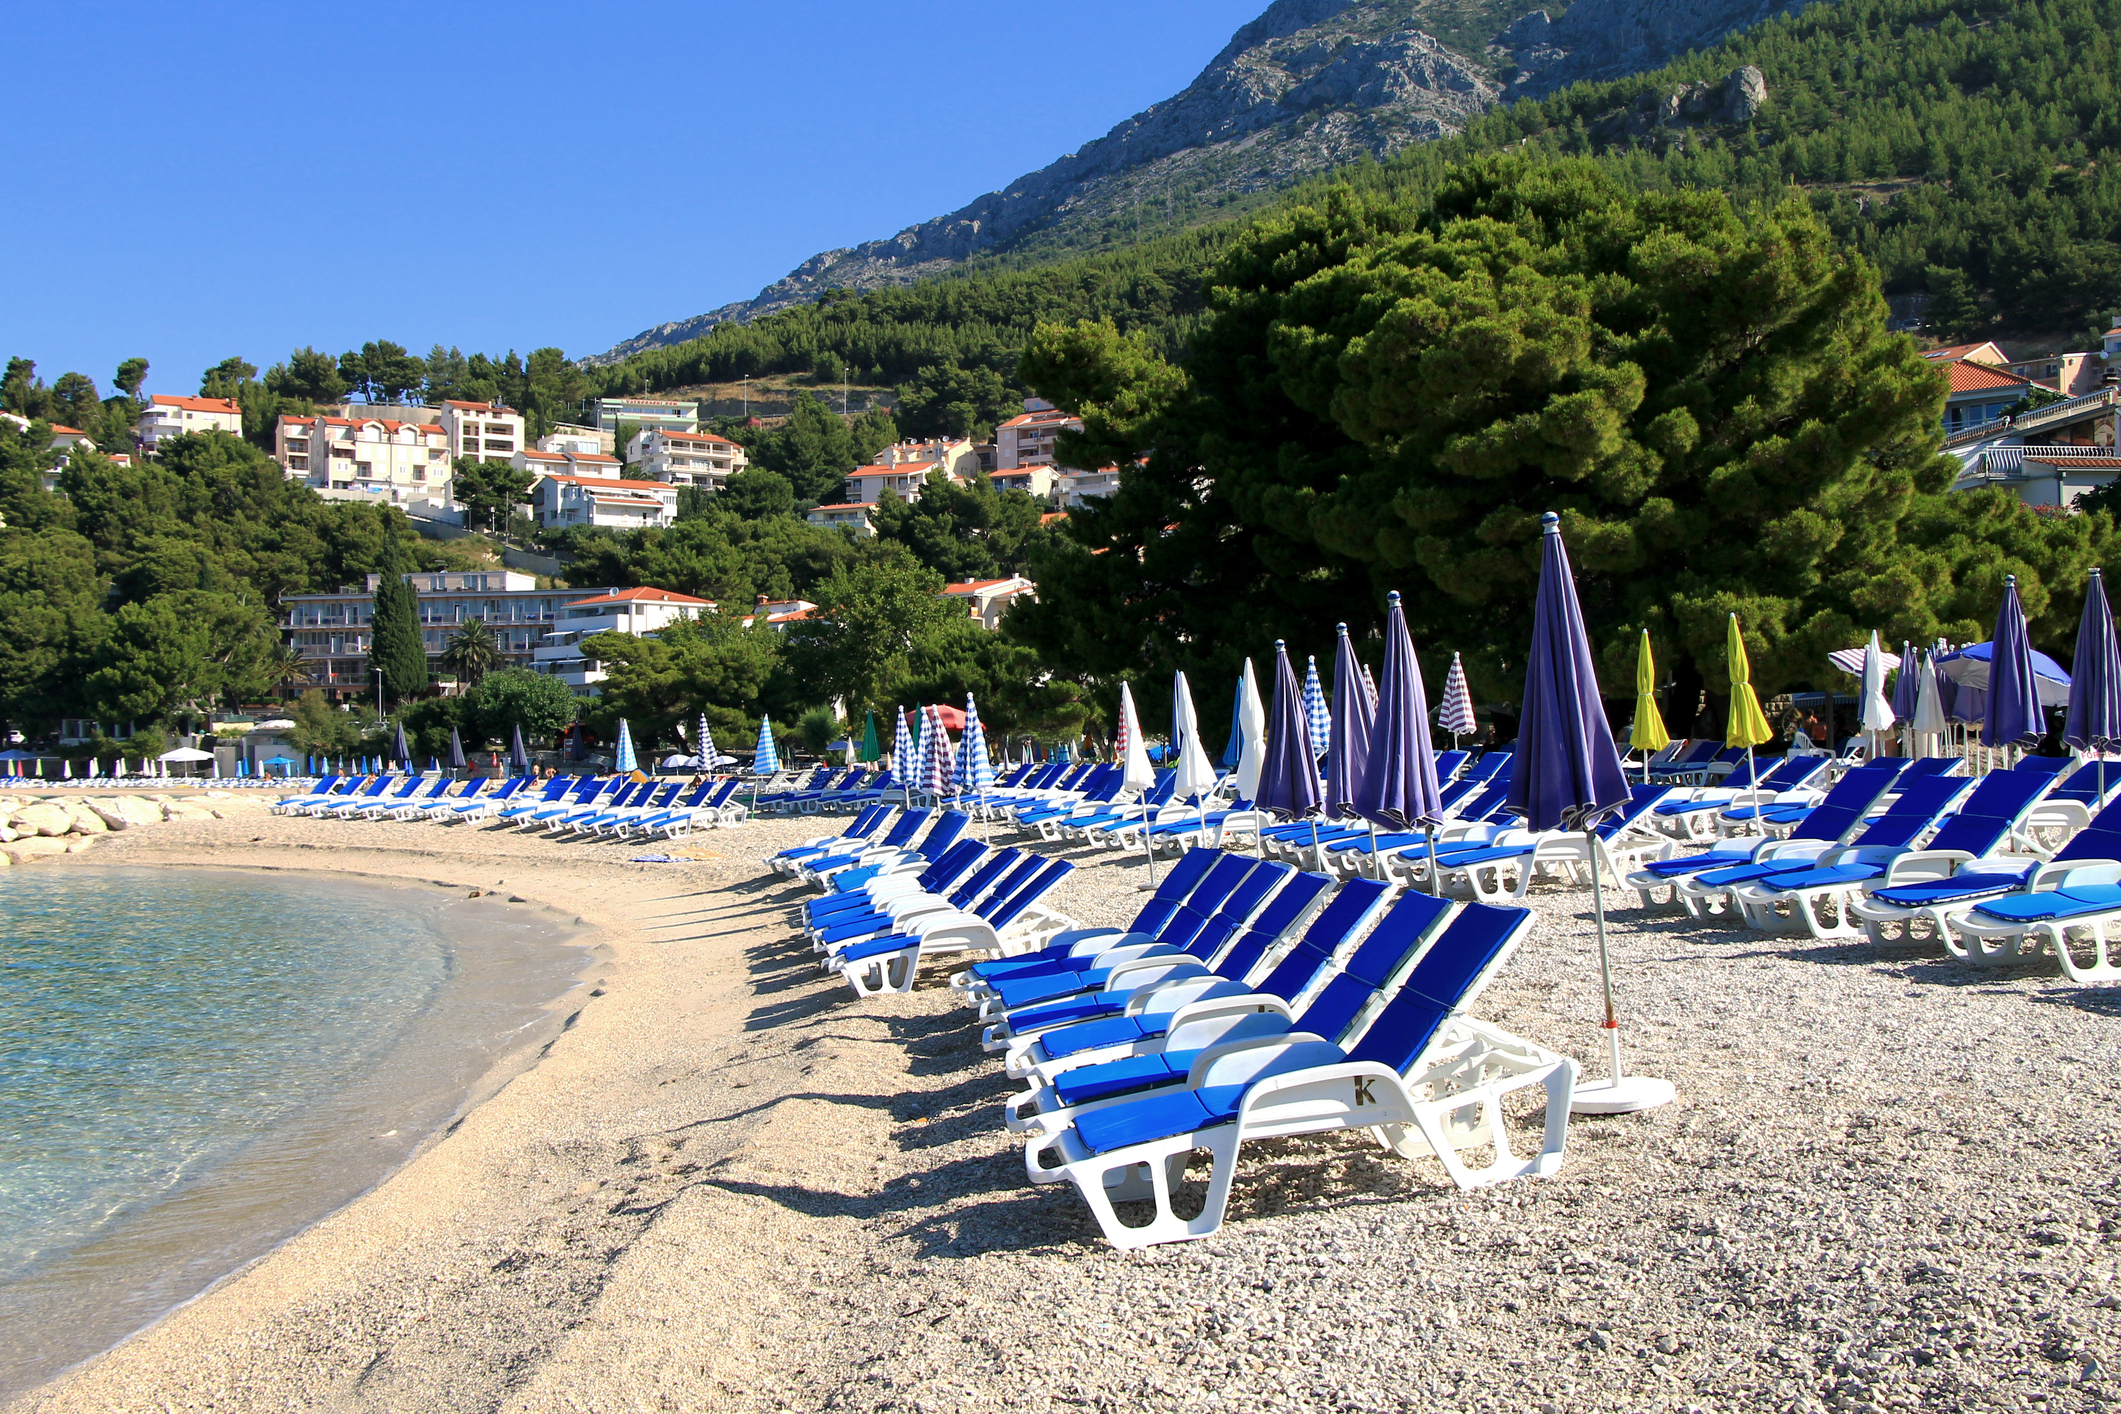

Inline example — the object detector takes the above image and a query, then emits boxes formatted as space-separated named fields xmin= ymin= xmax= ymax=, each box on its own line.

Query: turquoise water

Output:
xmin=0 ymin=866 xmax=585 ymax=1393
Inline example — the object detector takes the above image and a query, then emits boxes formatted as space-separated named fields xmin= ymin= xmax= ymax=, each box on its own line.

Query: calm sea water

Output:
xmin=0 ymin=866 xmax=586 ymax=1394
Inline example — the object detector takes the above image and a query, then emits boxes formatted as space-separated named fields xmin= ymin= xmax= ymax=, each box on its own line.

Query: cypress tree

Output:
xmin=367 ymin=549 xmax=428 ymax=707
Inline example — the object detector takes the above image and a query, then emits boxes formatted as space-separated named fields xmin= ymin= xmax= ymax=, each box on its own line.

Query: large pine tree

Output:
xmin=367 ymin=547 xmax=428 ymax=707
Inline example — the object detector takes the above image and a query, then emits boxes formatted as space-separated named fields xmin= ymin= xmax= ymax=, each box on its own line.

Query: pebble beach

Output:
xmin=5 ymin=798 xmax=2120 ymax=1413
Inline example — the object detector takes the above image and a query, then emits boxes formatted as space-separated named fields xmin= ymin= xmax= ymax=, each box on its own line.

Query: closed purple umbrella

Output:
xmin=1892 ymin=640 xmax=1920 ymax=755
xmin=1984 ymin=574 xmax=2045 ymax=755
xmin=447 ymin=725 xmax=467 ymax=774
xmin=1506 ymin=512 xmax=1667 ymax=1115
xmin=1355 ymin=590 xmax=1445 ymax=888
xmin=392 ymin=722 xmax=411 ymax=769
xmin=1323 ymin=622 xmax=1373 ymax=818
xmin=2065 ymin=567 xmax=2121 ymax=803
xmin=1256 ymin=641 xmax=1323 ymax=826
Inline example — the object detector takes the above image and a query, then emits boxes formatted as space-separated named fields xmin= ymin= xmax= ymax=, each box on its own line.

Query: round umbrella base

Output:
xmin=1570 ymin=1074 xmax=1675 ymax=1115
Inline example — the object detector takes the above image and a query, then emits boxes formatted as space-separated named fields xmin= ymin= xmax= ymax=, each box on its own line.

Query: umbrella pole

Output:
xmin=1309 ymin=818 xmax=1320 ymax=872
xmin=1366 ymin=820 xmax=1380 ymax=880
xmin=1572 ymin=825 xmax=1675 ymax=1115
xmin=1424 ymin=824 xmax=1438 ymax=897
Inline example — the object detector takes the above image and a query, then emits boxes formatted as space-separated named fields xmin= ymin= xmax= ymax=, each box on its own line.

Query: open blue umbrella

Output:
xmin=1323 ymin=622 xmax=1374 ymax=819
xmin=1984 ymin=574 xmax=2046 ymax=754
xmin=1257 ymin=641 xmax=1324 ymax=861
xmin=1354 ymin=591 xmax=1444 ymax=887
xmin=752 ymin=716 xmax=779 ymax=776
xmin=2066 ymin=567 xmax=2121 ymax=802
xmin=1507 ymin=512 xmax=1667 ymax=1115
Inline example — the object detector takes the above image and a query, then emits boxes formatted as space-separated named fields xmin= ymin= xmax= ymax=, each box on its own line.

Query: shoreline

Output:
xmin=8 ymin=802 xmax=2121 ymax=1413
xmin=0 ymin=854 xmax=599 ymax=1398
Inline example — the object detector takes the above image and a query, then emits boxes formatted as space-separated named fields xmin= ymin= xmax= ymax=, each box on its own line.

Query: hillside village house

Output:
xmin=594 ymin=397 xmax=699 ymax=434
xmin=538 ymin=426 xmax=611 ymax=456
xmin=275 ymin=414 xmax=454 ymax=512
xmin=879 ymin=437 xmax=981 ymax=479
xmin=805 ymin=502 xmax=878 ymax=536
xmin=282 ymin=571 xmax=573 ymax=697
xmin=1054 ymin=465 xmax=1123 ymax=505
xmin=942 ymin=575 xmax=1036 ymax=630
xmin=435 ymin=400 xmax=524 ymax=464
xmin=137 ymin=394 xmax=242 ymax=453
xmin=527 ymin=469 xmax=680 ymax=529
xmin=532 ymin=586 xmax=712 ymax=694
xmin=0 ymin=415 xmax=110 ymax=489
xmin=625 ymin=427 xmax=748 ymax=488
xmin=993 ymin=400 xmax=1083 ymax=498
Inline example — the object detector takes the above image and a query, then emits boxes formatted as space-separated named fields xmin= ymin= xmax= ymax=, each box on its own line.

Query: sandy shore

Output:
xmin=8 ymin=800 xmax=2121 ymax=1413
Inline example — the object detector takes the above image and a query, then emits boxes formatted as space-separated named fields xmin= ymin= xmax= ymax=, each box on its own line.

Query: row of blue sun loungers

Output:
xmin=762 ymin=796 xmax=1582 ymax=1247
xmin=269 ymin=772 xmax=750 ymax=837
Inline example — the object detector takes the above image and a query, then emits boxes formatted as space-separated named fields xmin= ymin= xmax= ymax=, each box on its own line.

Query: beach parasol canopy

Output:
xmin=392 ymin=722 xmax=411 ymax=767
xmin=448 ymin=725 xmax=467 ymax=771
xmin=158 ymin=747 xmax=214 ymax=762
xmin=1324 ymin=623 xmax=1375 ymax=818
xmin=1170 ymin=670 xmax=1218 ymax=802
xmin=614 ymin=718 xmax=637 ymax=774
xmin=1725 ymin=615 xmax=1773 ymax=752
xmin=1115 ymin=682 xmax=1155 ymax=797
xmin=2065 ymin=568 xmax=2121 ymax=755
xmin=1507 ymin=512 xmax=1667 ymax=1114
xmin=960 ymin=693 xmax=995 ymax=795
xmin=1355 ymin=591 xmax=1444 ymax=831
xmin=1301 ymin=655 xmax=1331 ymax=761
xmin=1891 ymin=640 xmax=1921 ymax=723
xmin=1859 ymin=631 xmax=1897 ymax=739
xmin=1827 ymin=644 xmax=1903 ymax=676
xmin=1220 ymin=675 xmax=1245 ymax=770
xmin=1912 ymin=651 xmax=1949 ymax=751
xmin=1233 ymin=658 xmax=1268 ymax=802
xmin=1934 ymin=641 xmax=2071 ymax=706
xmin=1437 ymin=651 xmax=1476 ymax=742
xmin=696 ymin=714 xmax=719 ymax=770
xmin=860 ymin=710 xmax=880 ymax=764
xmin=1630 ymin=630 xmax=1671 ymax=755
xmin=1981 ymin=574 xmax=2046 ymax=749
xmin=752 ymin=716 xmax=779 ymax=775
xmin=891 ymin=705 xmax=913 ymax=782
xmin=509 ymin=724 xmax=531 ymax=774
xmin=923 ymin=705 xmax=956 ymax=796
xmin=1257 ymin=642 xmax=1324 ymax=822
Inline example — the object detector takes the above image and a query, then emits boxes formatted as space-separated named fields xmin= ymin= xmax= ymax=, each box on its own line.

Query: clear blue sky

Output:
xmin=2 ymin=0 xmax=1266 ymax=399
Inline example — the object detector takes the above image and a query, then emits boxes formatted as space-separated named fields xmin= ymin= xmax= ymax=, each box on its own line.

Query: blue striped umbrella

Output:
xmin=614 ymin=718 xmax=638 ymax=774
xmin=923 ymin=706 xmax=955 ymax=796
xmin=1437 ymin=652 xmax=1477 ymax=741
xmin=695 ymin=713 xmax=717 ymax=770
xmin=752 ymin=716 xmax=779 ymax=776
xmin=960 ymin=693 xmax=994 ymax=795
xmin=892 ymin=705 xmax=913 ymax=785
xmin=1302 ymin=654 xmax=1331 ymax=761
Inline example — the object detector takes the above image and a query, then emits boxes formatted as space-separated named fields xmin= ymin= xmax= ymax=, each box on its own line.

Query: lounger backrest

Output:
xmin=1848 ymin=775 xmax=1972 ymax=847
xmin=1291 ymin=892 xmax=1456 ymax=1041
xmin=970 ymin=853 xmax=1045 ymax=914
xmin=1763 ymin=755 xmax=1826 ymax=791
xmin=1595 ymin=785 xmax=1670 ymax=836
xmin=1169 ymin=863 xmax=1289 ymax=957
xmin=984 ymin=858 xmax=1075 ymax=927
xmin=2015 ymin=754 xmax=2073 ymax=778
xmin=1433 ymin=751 xmax=1470 ymax=781
xmin=915 ymin=811 xmax=970 ymax=860
xmin=360 ymin=777 xmax=393 ymax=796
xmin=2047 ymin=762 xmax=2110 ymax=804
xmin=847 ymin=803 xmax=891 ymax=838
xmin=2055 ymin=799 xmax=2121 ymax=861
xmin=917 ymin=841 xmax=987 ymax=898
xmin=1790 ymin=761 xmax=1906 ymax=841
xmin=1347 ymin=903 xmax=1533 ymax=1073
xmin=1209 ymin=870 xmax=1330 ymax=977
xmin=877 ymin=809 xmax=931 ymax=849
xmin=1249 ymin=877 xmax=1395 ymax=1000
xmin=1941 ymin=765 xmax=2060 ymax=825
xmin=940 ymin=846 xmax=1014 ymax=904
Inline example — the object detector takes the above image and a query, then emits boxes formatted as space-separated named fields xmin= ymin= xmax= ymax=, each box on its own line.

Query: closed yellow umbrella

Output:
xmin=1632 ymin=630 xmax=1671 ymax=754
xmin=1726 ymin=613 xmax=1774 ymax=787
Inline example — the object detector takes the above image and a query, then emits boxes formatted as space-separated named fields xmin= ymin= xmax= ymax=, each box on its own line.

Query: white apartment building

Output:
xmin=1055 ymin=465 xmax=1123 ymax=505
xmin=137 ymin=395 xmax=243 ymax=453
xmin=512 ymin=447 xmax=624 ymax=481
xmin=992 ymin=465 xmax=1057 ymax=498
xmin=805 ymin=502 xmax=878 ymax=536
xmin=281 ymin=570 xmax=580 ymax=699
xmin=277 ymin=414 xmax=454 ymax=508
xmin=941 ymin=575 xmax=1037 ymax=630
xmin=530 ymin=473 xmax=679 ymax=530
xmin=995 ymin=400 xmax=1083 ymax=477
xmin=842 ymin=459 xmax=971 ymax=505
xmin=875 ymin=437 xmax=980 ymax=480
xmin=625 ymin=428 xmax=748 ymax=488
xmin=436 ymin=400 xmax=525 ymax=463
xmin=538 ymin=422 xmax=614 ymax=455
xmin=594 ymin=397 xmax=699 ymax=434
xmin=532 ymin=586 xmax=713 ymax=693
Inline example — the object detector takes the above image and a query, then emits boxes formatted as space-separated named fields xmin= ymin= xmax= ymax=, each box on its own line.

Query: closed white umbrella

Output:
xmin=1860 ymin=630 xmax=1896 ymax=757
xmin=1171 ymin=669 xmax=1217 ymax=857
xmin=1233 ymin=657 xmax=1267 ymax=803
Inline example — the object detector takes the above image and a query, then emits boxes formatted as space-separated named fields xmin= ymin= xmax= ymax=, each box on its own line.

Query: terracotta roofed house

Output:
xmin=137 ymin=395 xmax=243 ymax=453
xmin=436 ymin=400 xmax=525 ymax=464
xmin=532 ymin=586 xmax=715 ymax=694
xmin=941 ymin=575 xmax=1036 ymax=630
xmin=625 ymin=427 xmax=748 ymax=489
xmin=527 ymin=472 xmax=679 ymax=530
xmin=1942 ymin=361 xmax=2035 ymax=435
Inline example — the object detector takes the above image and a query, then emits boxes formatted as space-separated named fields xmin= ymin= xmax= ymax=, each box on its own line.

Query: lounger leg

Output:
xmin=2056 ymin=919 xmax=2121 ymax=984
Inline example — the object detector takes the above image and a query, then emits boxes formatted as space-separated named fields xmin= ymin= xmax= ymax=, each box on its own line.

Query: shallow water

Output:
xmin=0 ymin=866 xmax=587 ymax=1395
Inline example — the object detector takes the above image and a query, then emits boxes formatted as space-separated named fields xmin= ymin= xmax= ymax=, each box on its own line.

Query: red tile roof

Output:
xmin=942 ymin=578 xmax=1028 ymax=595
xmin=151 ymin=395 xmax=242 ymax=415
xmin=564 ymin=587 xmax=713 ymax=607
xmin=2024 ymin=455 xmax=2121 ymax=467
xmin=1946 ymin=362 xmax=2033 ymax=394
xmin=443 ymin=399 xmax=518 ymax=413
xmin=539 ymin=473 xmax=675 ymax=492
xmin=49 ymin=425 xmax=84 ymax=436
xmin=809 ymin=502 xmax=874 ymax=512
xmin=653 ymin=429 xmax=737 ymax=447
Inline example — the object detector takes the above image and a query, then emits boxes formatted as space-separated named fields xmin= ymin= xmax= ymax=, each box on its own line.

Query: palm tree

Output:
xmin=441 ymin=618 xmax=502 ymax=687
xmin=263 ymin=644 xmax=311 ymax=701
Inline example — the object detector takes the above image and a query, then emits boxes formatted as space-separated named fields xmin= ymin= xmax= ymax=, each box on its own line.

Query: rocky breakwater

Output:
xmin=0 ymin=793 xmax=226 ymax=864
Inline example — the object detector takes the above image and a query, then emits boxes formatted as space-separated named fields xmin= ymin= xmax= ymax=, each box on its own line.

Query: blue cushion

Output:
xmin=1868 ymin=869 xmax=2032 ymax=905
xmin=1072 ymin=1084 xmax=1249 ymax=1156
xmin=1053 ymin=1051 xmax=1190 ymax=1108
xmin=1003 ymin=993 xmax=1128 ymax=1033
xmin=1745 ymin=861 xmax=1883 ymax=893
xmin=836 ymin=933 xmax=914 ymax=963
xmin=1039 ymin=1014 xmax=1152 ymax=1060
xmin=1971 ymin=885 xmax=2121 ymax=923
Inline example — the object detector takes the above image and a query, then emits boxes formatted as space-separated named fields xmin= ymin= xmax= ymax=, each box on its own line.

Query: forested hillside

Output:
xmin=586 ymin=0 xmax=2121 ymax=422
